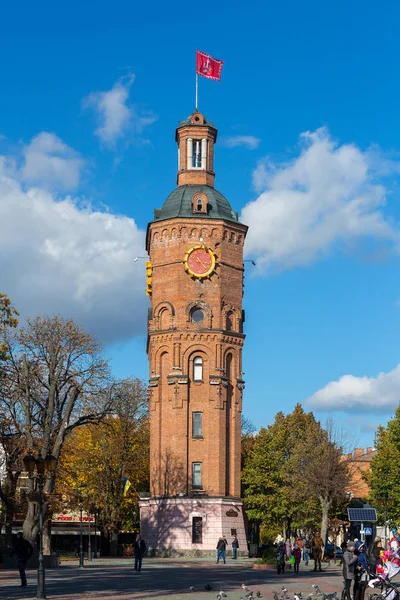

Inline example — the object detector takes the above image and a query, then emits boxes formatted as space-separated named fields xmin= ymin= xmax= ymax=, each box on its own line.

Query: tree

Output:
xmin=0 ymin=314 xmax=117 ymax=549
xmin=365 ymin=406 xmax=400 ymax=525
xmin=0 ymin=293 xmax=18 ymax=362
xmin=56 ymin=378 xmax=149 ymax=555
xmin=291 ymin=419 xmax=352 ymax=542
xmin=0 ymin=293 xmax=20 ymax=546
xmin=242 ymin=404 xmax=323 ymax=540
xmin=241 ymin=415 xmax=256 ymax=473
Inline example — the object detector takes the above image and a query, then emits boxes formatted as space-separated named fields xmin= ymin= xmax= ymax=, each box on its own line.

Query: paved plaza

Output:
xmin=0 ymin=558 xmax=345 ymax=600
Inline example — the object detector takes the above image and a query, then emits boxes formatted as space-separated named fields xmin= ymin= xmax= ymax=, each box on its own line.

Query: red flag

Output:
xmin=196 ymin=50 xmax=224 ymax=81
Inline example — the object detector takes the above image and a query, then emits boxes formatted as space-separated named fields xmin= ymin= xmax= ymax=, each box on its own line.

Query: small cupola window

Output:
xmin=192 ymin=140 xmax=202 ymax=168
xmin=192 ymin=192 xmax=208 ymax=214
xmin=187 ymin=138 xmax=208 ymax=170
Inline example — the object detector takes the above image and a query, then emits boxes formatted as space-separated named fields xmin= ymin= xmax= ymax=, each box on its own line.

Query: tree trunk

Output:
xmin=23 ymin=501 xmax=39 ymax=549
xmin=319 ymin=497 xmax=331 ymax=544
xmin=43 ymin=520 xmax=51 ymax=555
xmin=282 ymin=520 xmax=287 ymax=541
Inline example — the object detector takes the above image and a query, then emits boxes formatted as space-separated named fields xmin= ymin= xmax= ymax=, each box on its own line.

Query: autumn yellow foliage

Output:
xmin=56 ymin=378 xmax=149 ymax=532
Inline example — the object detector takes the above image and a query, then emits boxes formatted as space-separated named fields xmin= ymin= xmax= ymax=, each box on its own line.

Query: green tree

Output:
xmin=242 ymin=404 xmax=322 ymax=540
xmin=0 ymin=293 xmax=18 ymax=361
xmin=365 ymin=406 xmax=400 ymax=525
xmin=0 ymin=293 xmax=20 ymax=547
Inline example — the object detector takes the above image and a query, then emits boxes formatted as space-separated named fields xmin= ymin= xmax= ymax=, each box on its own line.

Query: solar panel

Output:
xmin=348 ymin=508 xmax=377 ymax=522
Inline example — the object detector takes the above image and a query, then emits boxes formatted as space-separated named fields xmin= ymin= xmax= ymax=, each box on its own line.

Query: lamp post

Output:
xmin=92 ymin=507 xmax=99 ymax=559
xmin=23 ymin=451 xmax=57 ymax=600
xmin=78 ymin=502 xmax=84 ymax=568
xmin=377 ymin=494 xmax=393 ymax=548
xmin=87 ymin=509 xmax=92 ymax=561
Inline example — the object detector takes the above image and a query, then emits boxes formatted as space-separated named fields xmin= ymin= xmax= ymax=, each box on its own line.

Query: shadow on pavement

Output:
xmin=0 ymin=561 xmax=344 ymax=600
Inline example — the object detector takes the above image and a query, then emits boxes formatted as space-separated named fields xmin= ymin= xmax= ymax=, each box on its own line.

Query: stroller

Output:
xmin=368 ymin=561 xmax=400 ymax=600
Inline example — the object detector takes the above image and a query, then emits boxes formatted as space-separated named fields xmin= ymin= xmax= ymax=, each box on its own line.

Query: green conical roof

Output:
xmin=153 ymin=185 xmax=239 ymax=223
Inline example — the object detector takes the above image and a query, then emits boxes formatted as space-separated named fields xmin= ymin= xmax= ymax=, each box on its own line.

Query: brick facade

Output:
xmin=344 ymin=447 xmax=376 ymax=500
xmin=139 ymin=110 xmax=248 ymax=554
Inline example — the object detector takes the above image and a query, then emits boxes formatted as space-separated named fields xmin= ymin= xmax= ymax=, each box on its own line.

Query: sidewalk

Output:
xmin=0 ymin=559 xmax=345 ymax=600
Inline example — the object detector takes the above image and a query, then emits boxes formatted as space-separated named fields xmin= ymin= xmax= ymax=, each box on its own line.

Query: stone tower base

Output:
xmin=139 ymin=496 xmax=248 ymax=557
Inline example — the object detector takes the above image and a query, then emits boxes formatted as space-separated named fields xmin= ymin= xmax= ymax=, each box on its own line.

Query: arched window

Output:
xmin=196 ymin=197 xmax=203 ymax=212
xmin=226 ymin=311 xmax=234 ymax=331
xmin=193 ymin=356 xmax=203 ymax=381
xmin=159 ymin=308 xmax=168 ymax=330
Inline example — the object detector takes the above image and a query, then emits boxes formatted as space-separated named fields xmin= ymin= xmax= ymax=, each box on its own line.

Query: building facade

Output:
xmin=139 ymin=110 xmax=248 ymax=555
xmin=345 ymin=447 xmax=376 ymax=500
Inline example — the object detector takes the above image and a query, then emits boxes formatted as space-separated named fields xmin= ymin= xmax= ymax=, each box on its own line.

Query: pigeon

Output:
xmin=243 ymin=585 xmax=250 ymax=591
xmin=217 ymin=592 xmax=228 ymax=599
xmin=190 ymin=586 xmax=195 ymax=591
xmin=312 ymin=586 xmax=320 ymax=594
xmin=256 ymin=593 xmax=262 ymax=599
xmin=205 ymin=584 xmax=213 ymax=591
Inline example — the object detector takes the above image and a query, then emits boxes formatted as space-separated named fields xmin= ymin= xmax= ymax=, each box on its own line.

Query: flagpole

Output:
xmin=195 ymin=73 xmax=198 ymax=111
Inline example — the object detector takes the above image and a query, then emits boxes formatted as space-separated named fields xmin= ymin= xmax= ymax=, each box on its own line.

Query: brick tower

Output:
xmin=139 ymin=110 xmax=248 ymax=555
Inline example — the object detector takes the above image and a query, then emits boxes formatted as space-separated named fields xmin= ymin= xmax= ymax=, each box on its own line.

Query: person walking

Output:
xmin=354 ymin=541 xmax=369 ymax=600
xmin=134 ymin=534 xmax=146 ymax=573
xmin=9 ymin=532 xmax=33 ymax=587
xmin=293 ymin=543 xmax=302 ymax=574
xmin=216 ymin=536 xmax=227 ymax=564
xmin=232 ymin=535 xmax=239 ymax=559
xmin=342 ymin=541 xmax=358 ymax=600
xmin=367 ymin=536 xmax=382 ymax=576
xmin=285 ymin=538 xmax=292 ymax=560
xmin=303 ymin=536 xmax=311 ymax=565
xmin=276 ymin=542 xmax=286 ymax=574
xmin=311 ymin=531 xmax=324 ymax=572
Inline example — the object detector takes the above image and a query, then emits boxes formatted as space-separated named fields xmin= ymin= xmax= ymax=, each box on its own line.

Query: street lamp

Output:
xmin=87 ymin=508 xmax=92 ymax=561
xmin=91 ymin=506 xmax=100 ymax=558
xmin=377 ymin=494 xmax=393 ymax=548
xmin=77 ymin=501 xmax=84 ymax=568
xmin=23 ymin=451 xmax=57 ymax=600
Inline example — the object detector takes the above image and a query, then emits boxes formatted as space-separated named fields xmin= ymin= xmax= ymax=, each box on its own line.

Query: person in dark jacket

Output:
xmin=367 ymin=537 xmax=382 ymax=575
xmin=134 ymin=534 xmax=146 ymax=573
xmin=216 ymin=536 xmax=227 ymax=564
xmin=342 ymin=541 xmax=358 ymax=600
xmin=354 ymin=541 xmax=369 ymax=600
xmin=231 ymin=535 xmax=239 ymax=559
xmin=10 ymin=532 xmax=33 ymax=587
xmin=293 ymin=543 xmax=302 ymax=574
xmin=276 ymin=543 xmax=286 ymax=574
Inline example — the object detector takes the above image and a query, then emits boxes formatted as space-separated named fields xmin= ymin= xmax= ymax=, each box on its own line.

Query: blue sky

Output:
xmin=1 ymin=0 xmax=399 ymax=448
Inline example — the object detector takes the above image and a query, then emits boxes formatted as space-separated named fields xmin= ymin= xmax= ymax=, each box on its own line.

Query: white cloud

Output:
xmin=306 ymin=364 xmax=400 ymax=413
xmin=241 ymin=128 xmax=399 ymax=272
xmin=83 ymin=74 xmax=156 ymax=148
xmin=0 ymin=153 xmax=147 ymax=343
xmin=20 ymin=132 xmax=85 ymax=191
xmin=221 ymin=135 xmax=261 ymax=150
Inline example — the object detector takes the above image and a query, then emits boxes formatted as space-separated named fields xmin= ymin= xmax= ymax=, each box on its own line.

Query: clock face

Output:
xmin=184 ymin=246 xmax=216 ymax=279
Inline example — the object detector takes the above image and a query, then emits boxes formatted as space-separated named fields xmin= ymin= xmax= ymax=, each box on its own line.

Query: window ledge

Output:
xmin=192 ymin=435 xmax=204 ymax=440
